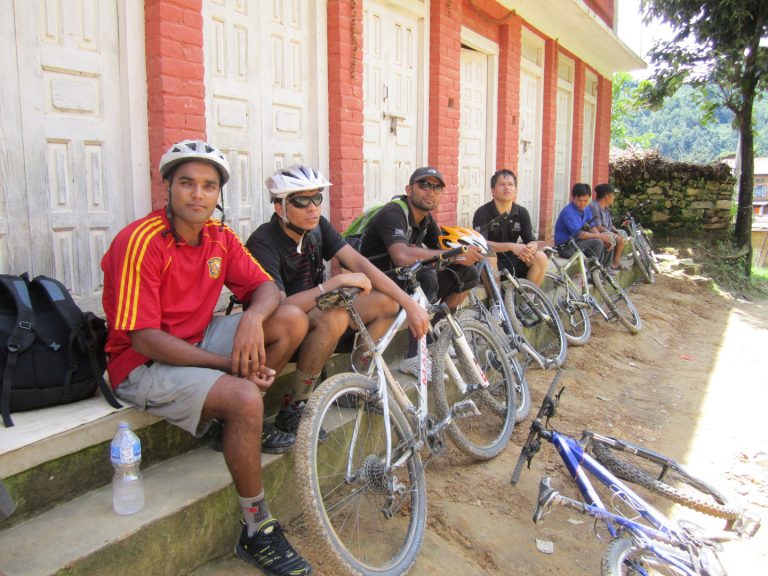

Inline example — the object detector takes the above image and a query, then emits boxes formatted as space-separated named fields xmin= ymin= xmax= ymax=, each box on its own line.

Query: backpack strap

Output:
xmin=0 ymin=275 xmax=38 ymax=427
xmin=31 ymin=276 xmax=122 ymax=410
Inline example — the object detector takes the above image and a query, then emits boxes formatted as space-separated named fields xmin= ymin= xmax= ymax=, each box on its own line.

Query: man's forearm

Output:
xmin=130 ymin=328 xmax=230 ymax=371
xmin=245 ymin=281 xmax=282 ymax=320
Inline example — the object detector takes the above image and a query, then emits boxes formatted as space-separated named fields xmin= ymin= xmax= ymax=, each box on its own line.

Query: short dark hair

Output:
xmin=571 ymin=183 xmax=592 ymax=198
xmin=490 ymin=169 xmax=517 ymax=188
xmin=594 ymin=183 xmax=615 ymax=200
xmin=163 ymin=161 xmax=224 ymax=188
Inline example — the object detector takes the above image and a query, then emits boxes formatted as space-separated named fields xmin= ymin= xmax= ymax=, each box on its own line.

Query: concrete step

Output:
xmin=0 ymin=445 xmax=298 ymax=576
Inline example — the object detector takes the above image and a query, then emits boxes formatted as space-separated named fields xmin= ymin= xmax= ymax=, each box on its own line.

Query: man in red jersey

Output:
xmin=101 ymin=140 xmax=312 ymax=576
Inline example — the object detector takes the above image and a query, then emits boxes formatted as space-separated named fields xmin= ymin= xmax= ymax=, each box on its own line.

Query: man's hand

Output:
xmin=455 ymin=245 xmax=483 ymax=266
xmin=231 ymin=310 xmax=267 ymax=377
xmin=403 ymin=299 xmax=430 ymax=339
xmin=599 ymin=233 xmax=616 ymax=249
xmin=248 ymin=365 xmax=276 ymax=393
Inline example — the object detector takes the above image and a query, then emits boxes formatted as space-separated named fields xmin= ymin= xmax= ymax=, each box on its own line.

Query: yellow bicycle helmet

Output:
xmin=438 ymin=225 xmax=489 ymax=255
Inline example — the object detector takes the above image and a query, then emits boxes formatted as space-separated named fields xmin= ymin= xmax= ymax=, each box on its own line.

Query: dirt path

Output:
xmin=199 ymin=272 xmax=768 ymax=575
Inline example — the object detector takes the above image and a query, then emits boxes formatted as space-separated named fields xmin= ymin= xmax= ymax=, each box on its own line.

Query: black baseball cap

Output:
xmin=409 ymin=167 xmax=445 ymax=187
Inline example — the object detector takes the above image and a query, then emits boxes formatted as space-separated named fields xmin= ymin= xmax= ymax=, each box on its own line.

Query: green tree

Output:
xmin=639 ymin=0 xmax=768 ymax=275
xmin=611 ymin=72 xmax=654 ymax=149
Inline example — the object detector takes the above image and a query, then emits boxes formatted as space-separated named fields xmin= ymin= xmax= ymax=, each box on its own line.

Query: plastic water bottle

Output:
xmin=110 ymin=421 xmax=145 ymax=515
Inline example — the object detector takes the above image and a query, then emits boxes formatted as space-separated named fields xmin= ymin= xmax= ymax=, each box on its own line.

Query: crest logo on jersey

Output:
xmin=207 ymin=257 xmax=222 ymax=279
xmin=392 ymin=227 xmax=407 ymax=238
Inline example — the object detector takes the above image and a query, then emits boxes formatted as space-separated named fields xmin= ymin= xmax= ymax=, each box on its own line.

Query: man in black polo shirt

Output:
xmin=360 ymin=166 xmax=482 ymax=377
xmin=246 ymin=165 xmax=429 ymax=451
xmin=472 ymin=169 xmax=547 ymax=286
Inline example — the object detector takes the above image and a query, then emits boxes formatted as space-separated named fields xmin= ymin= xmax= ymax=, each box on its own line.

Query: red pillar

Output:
xmin=571 ymin=60 xmax=586 ymax=186
xmin=593 ymin=74 xmax=612 ymax=185
xmin=497 ymin=18 xmax=522 ymax=172
xmin=538 ymin=39 xmax=558 ymax=239
xmin=428 ymin=0 xmax=463 ymax=225
xmin=145 ymin=0 xmax=206 ymax=209
xmin=326 ymin=0 xmax=365 ymax=230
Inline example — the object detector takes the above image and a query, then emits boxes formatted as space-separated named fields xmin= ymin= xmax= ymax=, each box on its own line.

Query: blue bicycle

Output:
xmin=511 ymin=370 xmax=760 ymax=575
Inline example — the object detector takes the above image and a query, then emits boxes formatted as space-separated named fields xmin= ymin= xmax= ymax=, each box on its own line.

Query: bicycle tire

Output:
xmin=432 ymin=317 xmax=517 ymax=459
xmin=630 ymin=235 xmax=655 ymax=284
xmin=542 ymin=272 xmax=591 ymax=345
xmin=590 ymin=439 xmax=740 ymax=520
xmin=504 ymin=278 xmax=568 ymax=368
xmin=601 ymin=537 xmax=721 ymax=576
xmin=638 ymin=232 xmax=660 ymax=276
xmin=294 ymin=373 xmax=427 ymax=576
xmin=591 ymin=268 xmax=642 ymax=333
xmin=455 ymin=306 xmax=531 ymax=423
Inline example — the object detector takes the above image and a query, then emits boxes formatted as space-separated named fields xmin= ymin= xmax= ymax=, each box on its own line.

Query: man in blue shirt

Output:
xmin=554 ymin=183 xmax=615 ymax=267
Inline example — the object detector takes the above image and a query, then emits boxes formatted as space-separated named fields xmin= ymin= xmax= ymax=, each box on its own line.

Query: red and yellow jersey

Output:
xmin=101 ymin=209 xmax=272 ymax=387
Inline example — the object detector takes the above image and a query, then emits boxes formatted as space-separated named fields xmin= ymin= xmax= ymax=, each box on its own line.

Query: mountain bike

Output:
xmin=619 ymin=200 xmax=660 ymax=284
xmin=511 ymin=370 xmax=761 ymax=576
xmin=294 ymin=249 xmax=519 ymax=576
xmin=542 ymin=237 xmax=642 ymax=344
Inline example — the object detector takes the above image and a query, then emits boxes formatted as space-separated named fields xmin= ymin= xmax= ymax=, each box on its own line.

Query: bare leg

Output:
xmin=354 ymin=290 xmax=400 ymax=341
xmin=526 ymin=251 xmax=548 ymax=286
xmin=612 ymin=235 xmax=626 ymax=267
xmin=202 ymin=375 xmax=265 ymax=496
xmin=442 ymin=290 xmax=467 ymax=312
xmin=262 ymin=304 xmax=308 ymax=375
xmin=295 ymin=307 xmax=349 ymax=376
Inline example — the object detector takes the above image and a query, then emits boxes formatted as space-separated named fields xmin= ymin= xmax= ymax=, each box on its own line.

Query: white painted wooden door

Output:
xmin=363 ymin=0 xmax=420 ymax=208
xmin=553 ymin=86 xmax=573 ymax=222
xmin=518 ymin=70 xmax=542 ymax=236
xmin=204 ymin=0 xmax=321 ymax=240
xmin=1 ymin=0 xmax=130 ymax=311
xmin=458 ymin=48 xmax=488 ymax=227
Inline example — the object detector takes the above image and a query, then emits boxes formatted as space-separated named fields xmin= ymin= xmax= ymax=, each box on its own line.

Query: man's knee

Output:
xmin=272 ymin=304 xmax=309 ymax=342
xmin=312 ymin=307 xmax=350 ymax=339
xmin=207 ymin=375 xmax=264 ymax=423
xmin=532 ymin=250 xmax=548 ymax=268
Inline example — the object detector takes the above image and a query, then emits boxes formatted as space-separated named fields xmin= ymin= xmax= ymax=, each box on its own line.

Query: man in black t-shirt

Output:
xmin=246 ymin=165 xmax=429 ymax=450
xmin=360 ymin=166 xmax=482 ymax=377
xmin=472 ymin=169 xmax=547 ymax=286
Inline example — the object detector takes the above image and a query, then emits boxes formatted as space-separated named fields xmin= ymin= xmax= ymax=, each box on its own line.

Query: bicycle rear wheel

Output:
xmin=504 ymin=278 xmax=568 ymax=368
xmin=591 ymin=269 xmax=642 ymax=333
xmin=432 ymin=317 xmax=517 ymax=460
xmin=294 ymin=373 xmax=427 ymax=576
xmin=589 ymin=437 xmax=739 ymax=520
xmin=630 ymin=235 xmax=655 ymax=284
xmin=601 ymin=537 xmax=721 ymax=576
xmin=542 ymin=272 xmax=591 ymax=345
xmin=639 ymin=231 xmax=661 ymax=274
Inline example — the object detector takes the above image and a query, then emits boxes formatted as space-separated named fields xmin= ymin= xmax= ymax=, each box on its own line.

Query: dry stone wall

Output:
xmin=609 ymin=150 xmax=735 ymax=234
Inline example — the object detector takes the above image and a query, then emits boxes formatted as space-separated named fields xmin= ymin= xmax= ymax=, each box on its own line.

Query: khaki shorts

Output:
xmin=115 ymin=314 xmax=242 ymax=437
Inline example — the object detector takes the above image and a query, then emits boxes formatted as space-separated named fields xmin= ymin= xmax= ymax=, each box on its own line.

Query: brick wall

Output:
xmin=538 ymin=38 xmax=559 ymax=238
xmin=145 ymin=0 xmax=206 ymax=208
xmin=497 ymin=18 xmax=522 ymax=172
xmin=594 ymin=74 xmax=613 ymax=184
xmin=429 ymin=0 xmax=463 ymax=225
xmin=583 ymin=0 xmax=615 ymax=27
xmin=326 ymin=0 xmax=364 ymax=230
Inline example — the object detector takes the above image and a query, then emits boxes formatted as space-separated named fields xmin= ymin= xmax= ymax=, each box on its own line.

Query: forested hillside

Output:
xmin=611 ymin=74 xmax=768 ymax=163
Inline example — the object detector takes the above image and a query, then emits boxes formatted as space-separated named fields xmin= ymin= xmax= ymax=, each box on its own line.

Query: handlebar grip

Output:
xmin=438 ymin=246 xmax=468 ymax=261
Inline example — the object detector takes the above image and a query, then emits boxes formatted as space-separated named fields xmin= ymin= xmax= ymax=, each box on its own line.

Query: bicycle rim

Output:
xmin=294 ymin=373 xmax=427 ymax=576
xmin=504 ymin=279 xmax=568 ymax=368
xmin=591 ymin=270 xmax=642 ymax=333
xmin=542 ymin=272 xmax=591 ymax=345
xmin=638 ymin=233 xmax=660 ymax=278
xmin=432 ymin=317 xmax=517 ymax=460
xmin=631 ymin=237 xmax=655 ymax=284
xmin=590 ymin=438 xmax=739 ymax=521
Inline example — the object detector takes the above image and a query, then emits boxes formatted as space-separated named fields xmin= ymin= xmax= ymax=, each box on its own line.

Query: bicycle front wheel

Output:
xmin=589 ymin=438 xmax=739 ymax=520
xmin=591 ymin=269 xmax=642 ymax=333
xmin=504 ymin=278 xmax=568 ymax=368
xmin=432 ymin=317 xmax=517 ymax=460
xmin=542 ymin=272 xmax=591 ymax=345
xmin=294 ymin=373 xmax=427 ymax=576
xmin=631 ymin=234 xmax=655 ymax=284
xmin=601 ymin=537 xmax=716 ymax=576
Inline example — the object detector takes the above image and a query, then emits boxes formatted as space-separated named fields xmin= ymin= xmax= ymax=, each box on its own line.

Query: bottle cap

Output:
xmin=118 ymin=421 xmax=129 ymax=429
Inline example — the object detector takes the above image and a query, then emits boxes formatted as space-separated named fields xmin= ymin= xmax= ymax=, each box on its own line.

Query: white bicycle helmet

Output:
xmin=159 ymin=139 xmax=231 ymax=185
xmin=266 ymin=164 xmax=332 ymax=198
xmin=438 ymin=225 xmax=489 ymax=255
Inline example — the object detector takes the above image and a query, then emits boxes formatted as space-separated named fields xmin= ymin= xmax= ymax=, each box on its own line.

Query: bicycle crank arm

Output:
xmin=429 ymin=399 xmax=481 ymax=438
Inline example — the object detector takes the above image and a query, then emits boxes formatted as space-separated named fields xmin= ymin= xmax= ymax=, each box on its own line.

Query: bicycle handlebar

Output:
xmin=392 ymin=246 xmax=468 ymax=277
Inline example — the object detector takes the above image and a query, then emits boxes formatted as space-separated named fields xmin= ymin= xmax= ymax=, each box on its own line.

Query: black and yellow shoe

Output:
xmin=235 ymin=519 xmax=312 ymax=575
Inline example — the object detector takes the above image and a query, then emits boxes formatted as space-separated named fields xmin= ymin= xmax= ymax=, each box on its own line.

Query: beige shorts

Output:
xmin=114 ymin=314 xmax=242 ymax=437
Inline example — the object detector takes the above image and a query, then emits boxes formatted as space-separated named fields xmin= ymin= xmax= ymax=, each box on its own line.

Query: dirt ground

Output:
xmin=200 ymin=271 xmax=768 ymax=575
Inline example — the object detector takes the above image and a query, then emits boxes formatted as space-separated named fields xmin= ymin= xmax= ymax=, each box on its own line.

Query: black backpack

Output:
xmin=0 ymin=274 xmax=121 ymax=427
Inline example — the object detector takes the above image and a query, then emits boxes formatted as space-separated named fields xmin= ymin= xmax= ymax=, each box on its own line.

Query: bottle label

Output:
xmin=111 ymin=436 xmax=141 ymax=465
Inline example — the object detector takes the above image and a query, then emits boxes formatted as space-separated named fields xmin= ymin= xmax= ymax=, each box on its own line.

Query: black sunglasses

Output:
xmin=415 ymin=180 xmax=445 ymax=192
xmin=287 ymin=192 xmax=324 ymax=208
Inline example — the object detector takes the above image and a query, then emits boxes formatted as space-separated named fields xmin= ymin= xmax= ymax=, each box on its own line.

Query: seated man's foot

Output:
xmin=262 ymin=422 xmax=295 ymax=454
xmin=275 ymin=401 xmax=327 ymax=440
xmin=235 ymin=519 xmax=312 ymax=575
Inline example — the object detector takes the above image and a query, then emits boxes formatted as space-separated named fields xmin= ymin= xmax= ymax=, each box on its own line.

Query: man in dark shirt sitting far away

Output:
xmin=472 ymin=168 xmax=547 ymax=286
xmin=245 ymin=165 xmax=429 ymax=450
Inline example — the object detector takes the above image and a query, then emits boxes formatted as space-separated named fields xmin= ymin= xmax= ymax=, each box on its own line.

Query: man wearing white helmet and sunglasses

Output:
xmin=245 ymin=165 xmax=430 ymax=449
xmin=101 ymin=140 xmax=312 ymax=576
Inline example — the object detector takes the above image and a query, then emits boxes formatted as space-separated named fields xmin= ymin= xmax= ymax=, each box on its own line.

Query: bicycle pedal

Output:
xmin=532 ymin=476 xmax=558 ymax=524
xmin=734 ymin=511 xmax=762 ymax=539
xmin=451 ymin=399 xmax=481 ymax=419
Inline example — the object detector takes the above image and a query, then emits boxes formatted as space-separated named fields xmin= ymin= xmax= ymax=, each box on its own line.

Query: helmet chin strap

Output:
xmin=280 ymin=197 xmax=309 ymax=253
